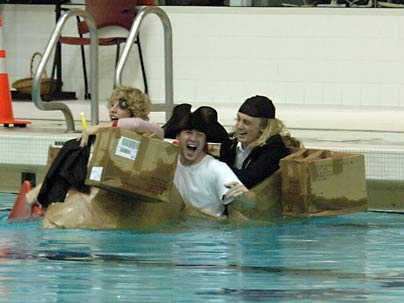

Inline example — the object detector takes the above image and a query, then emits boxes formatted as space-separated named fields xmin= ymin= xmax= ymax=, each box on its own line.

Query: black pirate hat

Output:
xmin=163 ymin=104 xmax=229 ymax=144
xmin=162 ymin=103 xmax=192 ymax=139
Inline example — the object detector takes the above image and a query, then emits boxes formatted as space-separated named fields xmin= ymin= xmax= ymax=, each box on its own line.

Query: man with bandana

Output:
xmin=220 ymin=95 xmax=290 ymax=189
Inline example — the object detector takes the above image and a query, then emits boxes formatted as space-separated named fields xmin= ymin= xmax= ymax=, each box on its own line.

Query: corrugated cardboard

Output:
xmin=229 ymin=170 xmax=282 ymax=221
xmin=280 ymin=148 xmax=368 ymax=217
xmin=45 ymin=145 xmax=62 ymax=172
xmin=207 ymin=143 xmax=221 ymax=158
xmin=86 ymin=128 xmax=179 ymax=203
xmin=43 ymin=186 xmax=185 ymax=229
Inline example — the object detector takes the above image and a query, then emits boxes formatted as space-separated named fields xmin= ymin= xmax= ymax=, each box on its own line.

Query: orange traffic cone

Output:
xmin=8 ymin=180 xmax=33 ymax=221
xmin=0 ymin=16 xmax=31 ymax=127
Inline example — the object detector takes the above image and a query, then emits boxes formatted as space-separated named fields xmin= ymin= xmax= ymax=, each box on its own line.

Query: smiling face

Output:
xmin=177 ymin=130 xmax=207 ymax=166
xmin=234 ymin=112 xmax=266 ymax=148
xmin=108 ymin=99 xmax=132 ymax=121
xmin=107 ymin=86 xmax=151 ymax=121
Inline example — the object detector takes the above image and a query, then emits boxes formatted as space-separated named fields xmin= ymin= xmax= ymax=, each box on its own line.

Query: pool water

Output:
xmin=1 ymin=193 xmax=404 ymax=302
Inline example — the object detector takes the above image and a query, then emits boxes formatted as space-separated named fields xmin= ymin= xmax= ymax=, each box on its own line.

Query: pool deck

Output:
xmin=2 ymin=99 xmax=404 ymax=211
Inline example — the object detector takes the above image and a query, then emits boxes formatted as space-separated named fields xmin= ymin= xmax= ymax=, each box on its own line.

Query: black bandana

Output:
xmin=238 ymin=95 xmax=275 ymax=119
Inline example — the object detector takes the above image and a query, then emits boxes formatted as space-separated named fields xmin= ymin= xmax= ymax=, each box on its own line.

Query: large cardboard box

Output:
xmin=86 ymin=128 xmax=179 ymax=203
xmin=280 ymin=149 xmax=368 ymax=217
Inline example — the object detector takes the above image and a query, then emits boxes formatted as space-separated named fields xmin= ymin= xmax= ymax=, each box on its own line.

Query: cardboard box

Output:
xmin=86 ymin=128 xmax=179 ymax=203
xmin=46 ymin=145 xmax=62 ymax=168
xmin=280 ymin=148 xmax=368 ymax=217
xmin=229 ymin=170 xmax=282 ymax=221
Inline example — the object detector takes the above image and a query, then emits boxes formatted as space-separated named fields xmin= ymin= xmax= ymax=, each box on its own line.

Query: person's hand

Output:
xmin=78 ymin=125 xmax=100 ymax=147
xmin=231 ymin=192 xmax=256 ymax=210
xmin=223 ymin=181 xmax=248 ymax=199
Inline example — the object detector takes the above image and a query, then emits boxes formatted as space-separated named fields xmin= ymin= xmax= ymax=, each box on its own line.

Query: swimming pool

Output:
xmin=1 ymin=193 xmax=404 ymax=302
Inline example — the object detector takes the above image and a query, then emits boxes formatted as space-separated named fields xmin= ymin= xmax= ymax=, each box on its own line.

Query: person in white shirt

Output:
xmin=169 ymin=106 xmax=249 ymax=218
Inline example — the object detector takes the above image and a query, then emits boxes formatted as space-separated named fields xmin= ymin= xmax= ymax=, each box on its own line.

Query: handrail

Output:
xmin=32 ymin=8 xmax=99 ymax=132
xmin=115 ymin=6 xmax=173 ymax=121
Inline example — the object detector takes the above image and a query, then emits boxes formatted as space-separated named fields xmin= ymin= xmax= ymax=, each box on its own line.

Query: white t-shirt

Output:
xmin=174 ymin=155 xmax=243 ymax=217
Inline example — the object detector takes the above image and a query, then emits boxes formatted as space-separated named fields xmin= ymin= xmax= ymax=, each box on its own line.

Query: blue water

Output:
xmin=1 ymin=193 xmax=404 ymax=302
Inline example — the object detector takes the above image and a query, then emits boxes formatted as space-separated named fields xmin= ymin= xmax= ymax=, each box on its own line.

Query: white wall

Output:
xmin=3 ymin=5 xmax=404 ymax=129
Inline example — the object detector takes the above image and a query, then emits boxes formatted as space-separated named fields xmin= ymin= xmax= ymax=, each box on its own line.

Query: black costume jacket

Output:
xmin=37 ymin=137 xmax=94 ymax=208
xmin=219 ymin=134 xmax=290 ymax=189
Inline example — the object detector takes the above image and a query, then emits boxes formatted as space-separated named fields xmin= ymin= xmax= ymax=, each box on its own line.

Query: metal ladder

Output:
xmin=32 ymin=8 xmax=99 ymax=132
xmin=32 ymin=6 xmax=173 ymax=131
xmin=115 ymin=6 xmax=174 ymax=121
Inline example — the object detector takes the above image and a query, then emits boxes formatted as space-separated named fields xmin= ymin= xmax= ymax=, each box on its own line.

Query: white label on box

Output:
xmin=115 ymin=136 xmax=140 ymax=160
xmin=89 ymin=166 xmax=103 ymax=181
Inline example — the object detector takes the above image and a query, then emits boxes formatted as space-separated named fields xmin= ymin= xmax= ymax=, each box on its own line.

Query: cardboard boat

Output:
xmin=43 ymin=128 xmax=184 ymax=229
xmin=10 ymin=128 xmax=369 ymax=228
xmin=43 ymin=186 xmax=185 ymax=229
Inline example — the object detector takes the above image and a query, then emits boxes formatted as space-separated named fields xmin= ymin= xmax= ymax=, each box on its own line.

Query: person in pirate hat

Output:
xmin=219 ymin=95 xmax=290 ymax=189
xmin=165 ymin=104 xmax=248 ymax=218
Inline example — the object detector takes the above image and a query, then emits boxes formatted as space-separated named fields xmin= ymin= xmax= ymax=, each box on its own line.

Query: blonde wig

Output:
xmin=107 ymin=86 xmax=151 ymax=120
xmin=248 ymin=118 xmax=303 ymax=149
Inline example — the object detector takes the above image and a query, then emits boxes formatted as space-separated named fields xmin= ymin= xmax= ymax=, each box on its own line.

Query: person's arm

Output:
xmin=213 ymin=161 xmax=248 ymax=205
xmin=117 ymin=118 xmax=164 ymax=139
xmin=222 ymin=181 xmax=249 ymax=205
xmin=79 ymin=118 xmax=164 ymax=147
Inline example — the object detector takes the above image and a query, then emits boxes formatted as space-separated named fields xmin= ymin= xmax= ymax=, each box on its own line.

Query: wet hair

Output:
xmin=107 ymin=86 xmax=151 ymax=120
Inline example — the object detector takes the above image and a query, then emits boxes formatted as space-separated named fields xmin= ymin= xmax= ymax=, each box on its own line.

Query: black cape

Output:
xmin=37 ymin=137 xmax=94 ymax=208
